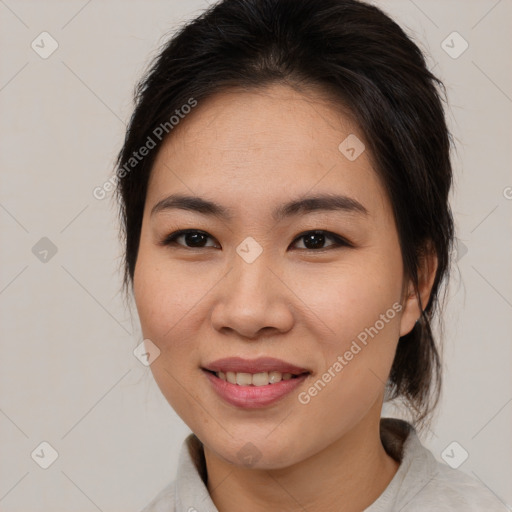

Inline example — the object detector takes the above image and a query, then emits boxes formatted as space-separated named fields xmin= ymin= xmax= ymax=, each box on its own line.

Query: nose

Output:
xmin=210 ymin=253 xmax=294 ymax=340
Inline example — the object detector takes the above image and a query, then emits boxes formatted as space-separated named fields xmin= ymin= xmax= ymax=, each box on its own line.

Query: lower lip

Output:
xmin=203 ymin=370 xmax=308 ymax=409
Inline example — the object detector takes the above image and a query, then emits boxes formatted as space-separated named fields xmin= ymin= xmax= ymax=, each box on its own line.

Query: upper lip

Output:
xmin=203 ymin=357 xmax=310 ymax=375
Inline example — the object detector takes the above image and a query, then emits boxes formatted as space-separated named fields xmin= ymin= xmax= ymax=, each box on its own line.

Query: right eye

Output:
xmin=160 ymin=229 xmax=220 ymax=249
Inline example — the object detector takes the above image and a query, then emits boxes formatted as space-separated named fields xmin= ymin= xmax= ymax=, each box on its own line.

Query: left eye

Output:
xmin=160 ymin=229 xmax=350 ymax=250
xmin=292 ymin=230 xmax=349 ymax=250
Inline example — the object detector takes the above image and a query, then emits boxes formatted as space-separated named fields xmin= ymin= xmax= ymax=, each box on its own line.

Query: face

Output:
xmin=133 ymin=84 xmax=423 ymax=469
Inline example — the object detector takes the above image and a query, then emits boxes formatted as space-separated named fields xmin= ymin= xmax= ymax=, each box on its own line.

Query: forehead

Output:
xmin=158 ymin=84 xmax=357 ymax=158
xmin=147 ymin=84 xmax=389 ymax=219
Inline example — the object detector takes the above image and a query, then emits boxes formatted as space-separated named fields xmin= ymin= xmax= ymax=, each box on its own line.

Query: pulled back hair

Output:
xmin=115 ymin=0 xmax=454 ymax=428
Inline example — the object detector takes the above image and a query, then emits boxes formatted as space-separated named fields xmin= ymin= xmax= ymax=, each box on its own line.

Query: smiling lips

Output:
xmin=202 ymin=357 xmax=310 ymax=408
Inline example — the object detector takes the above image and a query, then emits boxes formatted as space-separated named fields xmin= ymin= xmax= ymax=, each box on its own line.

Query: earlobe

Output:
xmin=398 ymin=246 xmax=438 ymax=337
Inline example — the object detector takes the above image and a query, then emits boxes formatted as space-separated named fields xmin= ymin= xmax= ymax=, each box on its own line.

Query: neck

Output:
xmin=204 ymin=409 xmax=400 ymax=512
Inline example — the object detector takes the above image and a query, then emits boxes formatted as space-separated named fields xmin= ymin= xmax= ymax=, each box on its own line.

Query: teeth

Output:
xmin=236 ymin=372 xmax=252 ymax=386
xmin=252 ymin=372 xmax=270 ymax=386
xmin=216 ymin=371 xmax=295 ymax=385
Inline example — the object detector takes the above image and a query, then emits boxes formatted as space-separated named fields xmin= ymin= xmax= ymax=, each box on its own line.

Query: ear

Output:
xmin=399 ymin=243 xmax=438 ymax=337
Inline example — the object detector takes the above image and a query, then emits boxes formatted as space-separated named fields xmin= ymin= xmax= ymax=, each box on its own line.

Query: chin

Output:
xmin=203 ymin=430 xmax=307 ymax=470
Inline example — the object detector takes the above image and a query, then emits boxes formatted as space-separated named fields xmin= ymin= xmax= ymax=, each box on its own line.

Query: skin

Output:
xmin=133 ymin=83 xmax=437 ymax=512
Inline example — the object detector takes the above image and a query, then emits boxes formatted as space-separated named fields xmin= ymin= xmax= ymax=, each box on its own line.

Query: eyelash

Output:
xmin=159 ymin=229 xmax=352 ymax=251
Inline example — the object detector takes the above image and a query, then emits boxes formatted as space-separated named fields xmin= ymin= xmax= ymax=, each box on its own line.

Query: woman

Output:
xmin=115 ymin=0 xmax=505 ymax=510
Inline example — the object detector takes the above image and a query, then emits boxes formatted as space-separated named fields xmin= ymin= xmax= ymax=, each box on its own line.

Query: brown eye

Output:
xmin=291 ymin=230 xmax=350 ymax=250
xmin=161 ymin=230 xmax=218 ymax=248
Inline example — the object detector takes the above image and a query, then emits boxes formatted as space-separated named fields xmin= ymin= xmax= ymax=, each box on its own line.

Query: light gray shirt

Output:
xmin=141 ymin=418 xmax=506 ymax=511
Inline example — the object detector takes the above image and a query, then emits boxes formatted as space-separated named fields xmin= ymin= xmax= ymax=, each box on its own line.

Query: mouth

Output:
xmin=201 ymin=357 xmax=311 ymax=408
xmin=202 ymin=356 xmax=310 ymax=384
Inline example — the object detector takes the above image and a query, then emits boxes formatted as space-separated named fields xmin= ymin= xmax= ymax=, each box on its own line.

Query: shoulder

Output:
xmin=397 ymin=463 xmax=507 ymax=511
xmin=384 ymin=420 xmax=505 ymax=511
xmin=408 ymin=459 xmax=506 ymax=511
xmin=372 ymin=419 xmax=506 ymax=512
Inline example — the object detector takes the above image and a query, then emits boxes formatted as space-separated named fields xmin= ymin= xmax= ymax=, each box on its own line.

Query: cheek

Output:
xmin=287 ymin=255 xmax=403 ymax=345
xmin=289 ymin=253 xmax=403 ymax=403
xmin=133 ymin=247 xmax=205 ymax=344
xmin=133 ymin=251 xmax=211 ymax=424
xmin=293 ymin=264 xmax=402 ymax=441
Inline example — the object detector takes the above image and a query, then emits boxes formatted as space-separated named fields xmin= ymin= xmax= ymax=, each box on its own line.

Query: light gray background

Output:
xmin=1 ymin=0 xmax=511 ymax=510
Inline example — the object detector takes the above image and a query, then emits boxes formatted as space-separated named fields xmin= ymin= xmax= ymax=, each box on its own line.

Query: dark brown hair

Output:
xmin=115 ymin=0 xmax=454 ymax=427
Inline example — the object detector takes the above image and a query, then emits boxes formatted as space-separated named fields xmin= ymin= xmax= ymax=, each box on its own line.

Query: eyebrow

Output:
xmin=150 ymin=193 xmax=368 ymax=221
